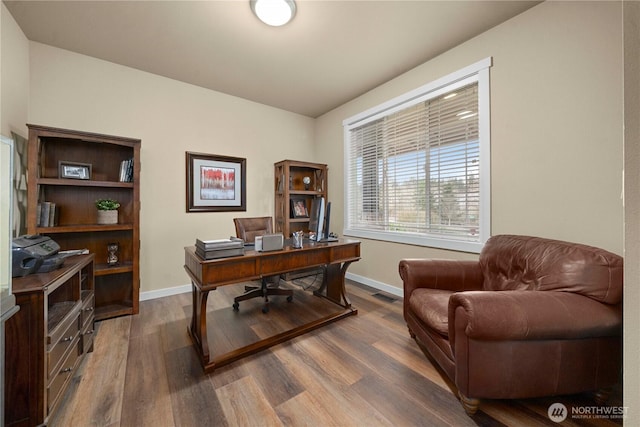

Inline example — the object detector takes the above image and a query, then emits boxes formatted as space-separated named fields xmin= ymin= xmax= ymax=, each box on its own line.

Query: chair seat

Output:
xmin=409 ymin=288 xmax=452 ymax=337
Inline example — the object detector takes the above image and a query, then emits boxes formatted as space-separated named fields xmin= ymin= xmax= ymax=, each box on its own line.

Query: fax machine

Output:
xmin=12 ymin=235 xmax=65 ymax=277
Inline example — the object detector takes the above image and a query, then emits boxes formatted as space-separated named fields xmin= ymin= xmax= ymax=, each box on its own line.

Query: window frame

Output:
xmin=342 ymin=57 xmax=492 ymax=253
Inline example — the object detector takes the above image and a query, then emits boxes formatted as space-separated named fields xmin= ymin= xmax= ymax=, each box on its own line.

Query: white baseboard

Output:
xmin=140 ymin=274 xmax=404 ymax=302
xmin=140 ymin=283 xmax=191 ymax=301
xmin=345 ymin=272 xmax=404 ymax=298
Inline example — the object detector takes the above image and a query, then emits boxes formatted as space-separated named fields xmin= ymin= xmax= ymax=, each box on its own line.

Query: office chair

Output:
xmin=232 ymin=217 xmax=293 ymax=313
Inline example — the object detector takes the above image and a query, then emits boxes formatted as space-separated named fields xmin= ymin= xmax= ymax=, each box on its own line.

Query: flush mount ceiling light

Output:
xmin=250 ymin=0 xmax=296 ymax=27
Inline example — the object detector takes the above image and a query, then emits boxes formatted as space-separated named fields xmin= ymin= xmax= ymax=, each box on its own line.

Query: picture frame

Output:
xmin=59 ymin=161 xmax=92 ymax=180
xmin=290 ymin=198 xmax=308 ymax=218
xmin=186 ymin=152 xmax=246 ymax=212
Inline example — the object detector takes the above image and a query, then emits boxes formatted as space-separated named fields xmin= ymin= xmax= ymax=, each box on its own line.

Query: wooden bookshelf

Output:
xmin=26 ymin=124 xmax=140 ymax=321
xmin=274 ymin=160 xmax=327 ymax=238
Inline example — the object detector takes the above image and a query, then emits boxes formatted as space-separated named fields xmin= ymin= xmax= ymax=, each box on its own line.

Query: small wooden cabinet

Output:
xmin=274 ymin=160 xmax=327 ymax=238
xmin=5 ymin=254 xmax=95 ymax=426
xmin=26 ymin=124 xmax=140 ymax=320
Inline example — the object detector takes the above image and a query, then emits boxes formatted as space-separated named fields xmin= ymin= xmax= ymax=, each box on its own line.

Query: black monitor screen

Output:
xmin=323 ymin=202 xmax=331 ymax=240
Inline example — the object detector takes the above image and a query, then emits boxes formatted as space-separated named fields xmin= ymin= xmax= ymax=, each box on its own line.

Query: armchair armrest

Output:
xmin=449 ymin=291 xmax=622 ymax=345
xmin=399 ymin=259 xmax=484 ymax=297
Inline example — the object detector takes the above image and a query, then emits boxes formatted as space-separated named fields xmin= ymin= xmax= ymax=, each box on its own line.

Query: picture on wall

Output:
xmin=186 ymin=152 xmax=246 ymax=212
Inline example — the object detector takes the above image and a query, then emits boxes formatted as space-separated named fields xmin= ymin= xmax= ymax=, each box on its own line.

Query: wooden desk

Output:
xmin=184 ymin=239 xmax=360 ymax=373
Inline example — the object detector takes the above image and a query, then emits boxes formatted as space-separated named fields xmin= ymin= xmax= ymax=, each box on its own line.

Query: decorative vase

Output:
xmin=97 ymin=209 xmax=118 ymax=225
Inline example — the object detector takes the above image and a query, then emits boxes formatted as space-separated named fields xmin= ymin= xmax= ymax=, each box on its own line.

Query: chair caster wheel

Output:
xmin=262 ymin=305 xmax=269 ymax=314
xmin=287 ymin=295 xmax=293 ymax=303
xmin=232 ymin=302 xmax=239 ymax=311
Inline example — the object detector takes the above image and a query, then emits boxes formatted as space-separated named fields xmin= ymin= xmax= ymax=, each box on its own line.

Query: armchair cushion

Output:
xmin=409 ymin=289 xmax=452 ymax=336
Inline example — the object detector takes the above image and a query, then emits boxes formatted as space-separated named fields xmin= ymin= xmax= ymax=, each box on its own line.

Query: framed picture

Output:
xmin=290 ymin=198 xmax=308 ymax=218
xmin=186 ymin=152 xmax=246 ymax=212
xmin=59 ymin=161 xmax=92 ymax=180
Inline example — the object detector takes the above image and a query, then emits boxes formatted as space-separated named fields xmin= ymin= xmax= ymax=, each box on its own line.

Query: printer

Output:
xmin=12 ymin=235 xmax=65 ymax=277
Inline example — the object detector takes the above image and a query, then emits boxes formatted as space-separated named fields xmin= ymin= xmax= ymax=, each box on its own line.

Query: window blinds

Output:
xmin=346 ymin=82 xmax=480 ymax=241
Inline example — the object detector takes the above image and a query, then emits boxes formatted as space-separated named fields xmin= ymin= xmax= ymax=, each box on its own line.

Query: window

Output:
xmin=343 ymin=58 xmax=491 ymax=253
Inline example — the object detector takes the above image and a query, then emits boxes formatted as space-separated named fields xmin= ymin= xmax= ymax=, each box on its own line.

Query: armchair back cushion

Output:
xmin=480 ymin=235 xmax=622 ymax=304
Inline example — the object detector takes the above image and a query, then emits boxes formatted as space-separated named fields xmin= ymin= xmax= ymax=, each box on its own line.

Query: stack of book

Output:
xmin=36 ymin=201 xmax=59 ymax=227
xmin=195 ymin=237 xmax=244 ymax=260
xmin=119 ymin=158 xmax=134 ymax=182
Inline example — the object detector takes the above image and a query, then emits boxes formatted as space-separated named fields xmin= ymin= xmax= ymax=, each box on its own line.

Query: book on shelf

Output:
xmin=119 ymin=158 xmax=134 ymax=182
xmin=48 ymin=203 xmax=57 ymax=227
xmin=37 ymin=201 xmax=58 ymax=227
xmin=36 ymin=203 xmax=42 ymax=227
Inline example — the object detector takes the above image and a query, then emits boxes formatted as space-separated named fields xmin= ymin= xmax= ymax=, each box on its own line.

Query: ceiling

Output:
xmin=4 ymin=0 xmax=540 ymax=118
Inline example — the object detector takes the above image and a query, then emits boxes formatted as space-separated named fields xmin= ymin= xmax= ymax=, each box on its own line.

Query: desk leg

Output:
xmin=314 ymin=261 xmax=354 ymax=308
xmin=189 ymin=282 xmax=210 ymax=365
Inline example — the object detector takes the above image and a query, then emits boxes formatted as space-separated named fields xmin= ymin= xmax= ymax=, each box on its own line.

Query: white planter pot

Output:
xmin=97 ymin=209 xmax=118 ymax=225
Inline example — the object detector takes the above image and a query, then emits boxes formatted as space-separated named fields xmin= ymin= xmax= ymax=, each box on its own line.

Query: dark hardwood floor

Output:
xmin=51 ymin=277 xmax=623 ymax=426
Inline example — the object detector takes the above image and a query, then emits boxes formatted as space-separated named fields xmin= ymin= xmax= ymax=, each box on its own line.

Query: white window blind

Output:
xmin=343 ymin=58 xmax=491 ymax=253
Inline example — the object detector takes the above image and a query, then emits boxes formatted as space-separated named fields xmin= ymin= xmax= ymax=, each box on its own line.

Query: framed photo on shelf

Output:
xmin=290 ymin=198 xmax=308 ymax=218
xmin=186 ymin=152 xmax=246 ymax=212
xmin=59 ymin=161 xmax=92 ymax=180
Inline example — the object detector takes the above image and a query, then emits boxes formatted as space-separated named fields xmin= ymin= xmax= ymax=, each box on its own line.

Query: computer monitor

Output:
xmin=308 ymin=197 xmax=325 ymax=242
xmin=323 ymin=201 xmax=331 ymax=240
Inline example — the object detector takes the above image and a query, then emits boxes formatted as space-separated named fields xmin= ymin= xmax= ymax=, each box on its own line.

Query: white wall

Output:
xmin=623 ymin=0 xmax=640 ymax=421
xmin=1 ymin=2 xmax=29 ymax=137
xmin=28 ymin=43 xmax=316 ymax=293
xmin=316 ymin=1 xmax=624 ymax=290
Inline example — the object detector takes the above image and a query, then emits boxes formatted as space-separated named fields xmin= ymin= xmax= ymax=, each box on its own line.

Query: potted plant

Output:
xmin=95 ymin=198 xmax=120 ymax=224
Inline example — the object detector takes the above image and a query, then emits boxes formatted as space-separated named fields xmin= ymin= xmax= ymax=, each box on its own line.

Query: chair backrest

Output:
xmin=233 ymin=217 xmax=273 ymax=244
xmin=479 ymin=235 xmax=623 ymax=304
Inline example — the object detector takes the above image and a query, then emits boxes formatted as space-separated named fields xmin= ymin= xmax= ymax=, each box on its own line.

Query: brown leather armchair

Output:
xmin=399 ymin=235 xmax=622 ymax=415
xmin=233 ymin=217 xmax=293 ymax=313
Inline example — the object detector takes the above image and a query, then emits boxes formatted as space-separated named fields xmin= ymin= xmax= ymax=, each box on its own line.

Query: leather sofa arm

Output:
xmin=449 ymin=291 xmax=622 ymax=344
xmin=399 ymin=259 xmax=484 ymax=296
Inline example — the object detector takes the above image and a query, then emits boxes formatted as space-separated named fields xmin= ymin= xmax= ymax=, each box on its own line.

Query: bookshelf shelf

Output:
xmin=37 ymin=177 xmax=134 ymax=188
xmin=36 ymin=224 xmax=134 ymax=233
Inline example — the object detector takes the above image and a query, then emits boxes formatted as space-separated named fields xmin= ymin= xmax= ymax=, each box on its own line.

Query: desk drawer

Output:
xmin=80 ymin=293 xmax=95 ymax=329
xmin=81 ymin=320 xmax=95 ymax=353
xmin=47 ymin=338 xmax=81 ymax=413
xmin=48 ymin=314 xmax=80 ymax=379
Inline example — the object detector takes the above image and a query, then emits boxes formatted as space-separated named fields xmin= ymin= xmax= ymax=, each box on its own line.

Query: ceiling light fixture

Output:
xmin=250 ymin=0 xmax=296 ymax=27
